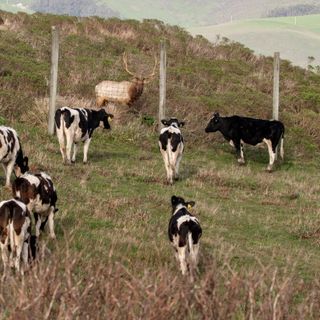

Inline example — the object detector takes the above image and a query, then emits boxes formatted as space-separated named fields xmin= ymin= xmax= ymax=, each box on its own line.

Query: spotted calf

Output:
xmin=159 ymin=118 xmax=185 ymax=185
xmin=0 ymin=199 xmax=31 ymax=275
xmin=168 ymin=195 xmax=202 ymax=276
xmin=0 ymin=126 xmax=29 ymax=187
xmin=55 ymin=107 xmax=113 ymax=164
xmin=12 ymin=172 xmax=58 ymax=239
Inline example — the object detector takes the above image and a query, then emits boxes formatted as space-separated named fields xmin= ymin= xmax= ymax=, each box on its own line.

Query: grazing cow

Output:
xmin=205 ymin=113 xmax=285 ymax=171
xmin=55 ymin=107 xmax=113 ymax=164
xmin=12 ymin=172 xmax=58 ymax=239
xmin=159 ymin=118 xmax=185 ymax=185
xmin=0 ymin=126 xmax=29 ymax=187
xmin=168 ymin=195 xmax=202 ymax=276
xmin=0 ymin=199 xmax=31 ymax=275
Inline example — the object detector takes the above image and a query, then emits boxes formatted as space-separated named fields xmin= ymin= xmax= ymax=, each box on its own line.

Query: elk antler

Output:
xmin=122 ymin=52 xmax=158 ymax=82
xmin=144 ymin=54 xmax=158 ymax=83
xmin=122 ymin=52 xmax=137 ymax=77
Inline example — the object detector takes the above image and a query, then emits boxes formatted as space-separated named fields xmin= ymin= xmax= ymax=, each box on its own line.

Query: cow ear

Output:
xmin=179 ymin=121 xmax=185 ymax=127
xmin=214 ymin=112 xmax=220 ymax=118
xmin=187 ymin=201 xmax=195 ymax=209
xmin=108 ymin=114 xmax=114 ymax=119
xmin=171 ymin=195 xmax=179 ymax=206
xmin=161 ymin=119 xmax=168 ymax=126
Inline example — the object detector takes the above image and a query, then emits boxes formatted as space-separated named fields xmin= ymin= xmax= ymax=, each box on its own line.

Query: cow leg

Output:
xmin=174 ymin=144 xmax=184 ymax=180
xmin=13 ymin=233 xmax=24 ymax=274
xmin=65 ymin=132 xmax=74 ymax=165
xmin=160 ymin=148 xmax=171 ymax=184
xmin=0 ymin=240 xmax=10 ymax=277
xmin=177 ymin=245 xmax=188 ymax=275
xmin=22 ymin=241 xmax=29 ymax=270
xmin=4 ymin=160 xmax=14 ymax=187
xmin=72 ymin=143 xmax=78 ymax=163
xmin=234 ymin=140 xmax=245 ymax=164
xmin=190 ymin=243 xmax=200 ymax=268
xmin=35 ymin=214 xmax=42 ymax=237
xmin=83 ymin=138 xmax=91 ymax=164
xmin=48 ymin=207 xmax=56 ymax=239
xmin=56 ymin=128 xmax=67 ymax=164
xmin=263 ymin=139 xmax=276 ymax=171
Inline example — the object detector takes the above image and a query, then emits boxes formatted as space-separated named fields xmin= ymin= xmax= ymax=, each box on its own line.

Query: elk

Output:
xmin=95 ymin=53 xmax=157 ymax=107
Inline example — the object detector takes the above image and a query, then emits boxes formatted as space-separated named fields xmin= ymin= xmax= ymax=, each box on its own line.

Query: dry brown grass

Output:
xmin=1 ymin=238 xmax=319 ymax=319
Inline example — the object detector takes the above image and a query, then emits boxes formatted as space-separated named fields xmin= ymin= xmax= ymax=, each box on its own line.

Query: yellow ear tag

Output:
xmin=187 ymin=204 xmax=192 ymax=210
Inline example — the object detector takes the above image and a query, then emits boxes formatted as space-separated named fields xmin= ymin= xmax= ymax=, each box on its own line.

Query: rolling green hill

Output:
xmin=189 ymin=14 xmax=320 ymax=68
xmin=1 ymin=10 xmax=320 ymax=318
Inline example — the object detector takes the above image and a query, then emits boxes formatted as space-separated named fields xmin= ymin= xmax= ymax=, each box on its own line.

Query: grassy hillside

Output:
xmin=1 ymin=11 xmax=320 ymax=318
xmin=189 ymin=14 xmax=320 ymax=68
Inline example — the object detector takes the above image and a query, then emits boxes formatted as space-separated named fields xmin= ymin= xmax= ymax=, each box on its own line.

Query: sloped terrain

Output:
xmin=0 ymin=11 xmax=320 ymax=318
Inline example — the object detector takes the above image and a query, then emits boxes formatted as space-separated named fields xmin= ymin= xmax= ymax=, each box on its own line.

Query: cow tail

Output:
xmin=9 ymin=220 xmax=15 ymax=257
xmin=188 ymin=232 xmax=195 ymax=266
xmin=54 ymin=109 xmax=62 ymax=129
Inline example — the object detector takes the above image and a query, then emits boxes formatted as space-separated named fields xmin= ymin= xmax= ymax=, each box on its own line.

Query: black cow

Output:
xmin=159 ymin=118 xmax=185 ymax=184
xmin=168 ymin=195 xmax=202 ymax=276
xmin=205 ymin=113 xmax=285 ymax=171
xmin=0 ymin=126 xmax=29 ymax=187
xmin=55 ymin=107 xmax=113 ymax=164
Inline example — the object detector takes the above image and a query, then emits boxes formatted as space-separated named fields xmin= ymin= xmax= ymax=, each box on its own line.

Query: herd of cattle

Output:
xmin=0 ymin=107 xmax=285 ymax=277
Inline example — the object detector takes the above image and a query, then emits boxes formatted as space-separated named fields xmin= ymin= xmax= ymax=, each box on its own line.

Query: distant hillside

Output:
xmin=189 ymin=14 xmax=320 ymax=68
xmin=1 ymin=10 xmax=320 ymax=152
xmin=0 ymin=0 xmax=319 ymax=26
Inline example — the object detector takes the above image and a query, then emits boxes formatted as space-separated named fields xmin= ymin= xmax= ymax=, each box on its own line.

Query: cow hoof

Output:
xmin=83 ymin=161 xmax=88 ymax=165
xmin=267 ymin=166 xmax=273 ymax=173
xmin=237 ymin=159 xmax=245 ymax=165
xmin=50 ymin=234 xmax=56 ymax=240
xmin=71 ymin=160 xmax=76 ymax=164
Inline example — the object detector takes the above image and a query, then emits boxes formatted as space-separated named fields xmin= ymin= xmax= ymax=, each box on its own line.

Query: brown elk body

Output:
xmin=95 ymin=53 xmax=157 ymax=107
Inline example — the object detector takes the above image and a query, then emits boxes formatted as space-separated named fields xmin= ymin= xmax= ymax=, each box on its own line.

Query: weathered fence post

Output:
xmin=48 ymin=26 xmax=59 ymax=135
xmin=159 ymin=40 xmax=167 ymax=131
xmin=273 ymin=52 xmax=280 ymax=121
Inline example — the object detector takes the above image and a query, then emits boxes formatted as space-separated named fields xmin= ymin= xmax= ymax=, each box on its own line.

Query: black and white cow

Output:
xmin=168 ymin=195 xmax=202 ymax=276
xmin=159 ymin=118 xmax=185 ymax=185
xmin=0 ymin=126 xmax=29 ymax=187
xmin=55 ymin=107 xmax=113 ymax=164
xmin=0 ymin=199 xmax=31 ymax=275
xmin=205 ymin=113 xmax=285 ymax=171
xmin=12 ymin=172 xmax=58 ymax=239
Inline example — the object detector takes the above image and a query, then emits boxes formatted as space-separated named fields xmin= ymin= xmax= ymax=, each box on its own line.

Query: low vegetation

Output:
xmin=0 ymin=11 xmax=320 ymax=318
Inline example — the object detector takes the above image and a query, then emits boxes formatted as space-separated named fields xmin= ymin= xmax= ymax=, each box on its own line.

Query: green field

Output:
xmin=189 ymin=14 xmax=320 ymax=68
xmin=1 ymin=10 xmax=320 ymax=318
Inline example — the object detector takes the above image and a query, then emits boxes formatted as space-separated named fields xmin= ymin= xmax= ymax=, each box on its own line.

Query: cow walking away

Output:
xmin=0 ymin=126 xmax=29 ymax=187
xmin=205 ymin=113 xmax=285 ymax=171
xmin=12 ymin=172 xmax=58 ymax=239
xmin=159 ymin=118 xmax=185 ymax=185
xmin=55 ymin=107 xmax=113 ymax=164
xmin=168 ymin=196 xmax=202 ymax=277
xmin=0 ymin=199 xmax=31 ymax=276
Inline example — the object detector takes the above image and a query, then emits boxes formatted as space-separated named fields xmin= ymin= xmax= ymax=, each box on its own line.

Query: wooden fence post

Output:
xmin=159 ymin=40 xmax=167 ymax=131
xmin=273 ymin=52 xmax=280 ymax=121
xmin=48 ymin=26 xmax=59 ymax=135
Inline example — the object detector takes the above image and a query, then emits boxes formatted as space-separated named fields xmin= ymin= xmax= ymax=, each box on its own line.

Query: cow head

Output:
xmin=205 ymin=112 xmax=221 ymax=133
xmin=14 ymin=156 xmax=29 ymax=177
xmin=161 ymin=118 xmax=185 ymax=128
xmin=98 ymin=109 xmax=114 ymax=129
xmin=171 ymin=195 xmax=195 ymax=213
